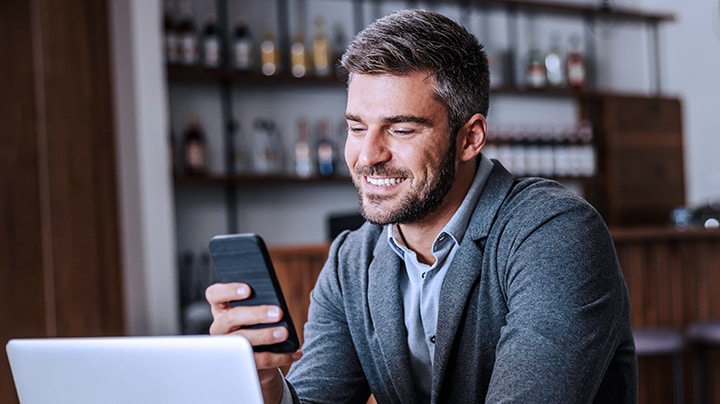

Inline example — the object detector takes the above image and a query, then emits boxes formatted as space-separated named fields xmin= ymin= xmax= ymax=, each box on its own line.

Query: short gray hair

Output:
xmin=341 ymin=9 xmax=490 ymax=136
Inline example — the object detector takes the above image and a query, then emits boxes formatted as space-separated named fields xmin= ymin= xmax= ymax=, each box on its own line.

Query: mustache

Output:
xmin=353 ymin=163 xmax=410 ymax=178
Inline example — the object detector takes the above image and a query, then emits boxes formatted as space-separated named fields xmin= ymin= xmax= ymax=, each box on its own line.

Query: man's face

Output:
xmin=344 ymin=72 xmax=457 ymax=225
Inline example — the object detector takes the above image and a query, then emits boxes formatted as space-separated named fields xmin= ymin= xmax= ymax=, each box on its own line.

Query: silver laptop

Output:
xmin=5 ymin=334 xmax=263 ymax=404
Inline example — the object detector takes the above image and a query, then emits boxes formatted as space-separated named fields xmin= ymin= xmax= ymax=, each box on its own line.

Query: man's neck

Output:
xmin=397 ymin=162 xmax=477 ymax=265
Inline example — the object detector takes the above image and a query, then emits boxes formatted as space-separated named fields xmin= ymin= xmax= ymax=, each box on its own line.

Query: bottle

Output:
xmin=233 ymin=122 xmax=250 ymax=174
xmin=163 ymin=0 xmax=180 ymax=65
xmin=312 ymin=16 xmax=332 ymax=77
xmin=169 ymin=126 xmax=176 ymax=174
xmin=290 ymin=31 xmax=308 ymax=78
xmin=544 ymin=32 xmax=565 ymax=88
xmin=294 ymin=118 xmax=313 ymax=178
xmin=181 ymin=114 xmax=207 ymax=175
xmin=334 ymin=119 xmax=350 ymax=176
xmin=260 ymin=30 xmax=279 ymax=76
xmin=526 ymin=47 xmax=546 ymax=89
xmin=252 ymin=118 xmax=283 ymax=174
xmin=566 ymin=34 xmax=586 ymax=90
xmin=332 ymin=24 xmax=348 ymax=80
xmin=176 ymin=0 xmax=199 ymax=66
xmin=232 ymin=16 xmax=254 ymax=71
xmin=201 ymin=13 xmax=221 ymax=68
xmin=316 ymin=118 xmax=336 ymax=176
xmin=486 ymin=46 xmax=507 ymax=90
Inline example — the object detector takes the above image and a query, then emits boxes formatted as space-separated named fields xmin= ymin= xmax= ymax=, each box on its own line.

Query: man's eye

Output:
xmin=390 ymin=128 xmax=414 ymax=136
xmin=348 ymin=126 xmax=365 ymax=135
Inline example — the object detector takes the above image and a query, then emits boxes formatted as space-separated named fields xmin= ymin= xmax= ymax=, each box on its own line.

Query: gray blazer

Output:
xmin=287 ymin=162 xmax=637 ymax=403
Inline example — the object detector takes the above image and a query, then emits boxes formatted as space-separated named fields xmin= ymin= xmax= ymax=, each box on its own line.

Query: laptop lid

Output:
xmin=5 ymin=335 xmax=263 ymax=404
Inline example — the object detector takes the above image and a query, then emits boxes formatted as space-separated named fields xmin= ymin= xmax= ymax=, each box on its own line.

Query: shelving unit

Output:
xmin=167 ymin=0 xmax=675 ymax=243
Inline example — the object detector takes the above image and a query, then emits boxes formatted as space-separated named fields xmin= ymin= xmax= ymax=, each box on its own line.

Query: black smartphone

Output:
xmin=208 ymin=233 xmax=300 ymax=353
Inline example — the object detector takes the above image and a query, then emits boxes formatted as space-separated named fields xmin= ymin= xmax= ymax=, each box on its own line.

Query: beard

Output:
xmin=353 ymin=141 xmax=456 ymax=225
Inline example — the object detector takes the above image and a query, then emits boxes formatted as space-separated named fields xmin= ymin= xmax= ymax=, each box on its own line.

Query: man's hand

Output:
xmin=206 ymin=282 xmax=302 ymax=403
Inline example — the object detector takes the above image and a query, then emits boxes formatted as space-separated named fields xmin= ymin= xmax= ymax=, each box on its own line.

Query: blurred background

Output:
xmin=2 ymin=0 xmax=720 ymax=402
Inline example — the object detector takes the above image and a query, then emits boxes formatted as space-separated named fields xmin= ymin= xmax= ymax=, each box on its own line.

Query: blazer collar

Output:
xmin=368 ymin=229 xmax=419 ymax=402
xmin=431 ymin=161 xmax=515 ymax=398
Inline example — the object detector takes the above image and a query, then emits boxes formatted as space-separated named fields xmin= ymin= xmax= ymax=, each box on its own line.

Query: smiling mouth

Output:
xmin=365 ymin=176 xmax=407 ymax=186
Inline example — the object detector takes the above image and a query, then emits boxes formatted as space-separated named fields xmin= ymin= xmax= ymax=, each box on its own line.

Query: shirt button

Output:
xmin=430 ymin=335 xmax=436 ymax=344
xmin=421 ymin=272 xmax=426 ymax=279
xmin=438 ymin=234 xmax=446 ymax=242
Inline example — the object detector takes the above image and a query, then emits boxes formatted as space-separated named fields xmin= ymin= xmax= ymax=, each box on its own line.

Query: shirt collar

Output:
xmin=387 ymin=154 xmax=495 ymax=257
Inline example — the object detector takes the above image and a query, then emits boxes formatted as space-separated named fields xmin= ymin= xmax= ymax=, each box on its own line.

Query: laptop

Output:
xmin=5 ymin=334 xmax=263 ymax=404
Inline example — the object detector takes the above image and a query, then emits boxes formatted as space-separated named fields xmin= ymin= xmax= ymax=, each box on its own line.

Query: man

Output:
xmin=206 ymin=9 xmax=637 ymax=403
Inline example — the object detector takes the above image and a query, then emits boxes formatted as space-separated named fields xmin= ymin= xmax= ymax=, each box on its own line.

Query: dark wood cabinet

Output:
xmin=580 ymin=94 xmax=685 ymax=226
xmin=0 ymin=0 xmax=123 ymax=402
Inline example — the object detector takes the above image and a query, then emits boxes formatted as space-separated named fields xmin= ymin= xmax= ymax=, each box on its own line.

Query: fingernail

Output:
xmin=273 ymin=329 xmax=285 ymax=340
xmin=267 ymin=307 xmax=280 ymax=319
xmin=236 ymin=285 xmax=248 ymax=296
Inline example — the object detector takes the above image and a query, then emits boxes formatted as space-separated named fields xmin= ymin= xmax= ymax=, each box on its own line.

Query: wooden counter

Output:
xmin=610 ymin=226 xmax=720 ymax=330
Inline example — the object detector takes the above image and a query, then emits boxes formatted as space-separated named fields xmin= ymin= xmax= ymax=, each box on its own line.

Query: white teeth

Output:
xmin=366 ymin=177 xmax=405 ymax=186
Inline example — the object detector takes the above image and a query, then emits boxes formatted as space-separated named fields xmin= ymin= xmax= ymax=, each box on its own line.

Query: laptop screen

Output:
xmin=6 ymin=335 xmax=263 ymax=404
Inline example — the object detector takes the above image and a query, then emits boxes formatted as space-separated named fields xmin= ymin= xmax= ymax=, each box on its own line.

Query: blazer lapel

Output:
xmin=367 ymin=239 xmax=418 ymax=402
xmin=431 ymin=161 xmax=516 ymax=399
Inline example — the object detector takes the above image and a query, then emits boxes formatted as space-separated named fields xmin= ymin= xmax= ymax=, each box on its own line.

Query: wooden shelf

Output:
xmin=456 ymin=0 xmax=674 ymax=23
xmin=167 ymin=66 xmax=661 ymax=99
xmin=166 ymin=65 xmax=347 ymax=87
xmin=173 ymin=173 xmax=353 ymax=186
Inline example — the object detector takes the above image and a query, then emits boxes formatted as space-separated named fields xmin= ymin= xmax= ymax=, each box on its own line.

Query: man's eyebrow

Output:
xmin=345 ymin=113 xmax=361 ymax=122
xmin=383 ymin=115 xmax=433 ymax=126
xmin=344 ymin=113 xmax=432 ymax=127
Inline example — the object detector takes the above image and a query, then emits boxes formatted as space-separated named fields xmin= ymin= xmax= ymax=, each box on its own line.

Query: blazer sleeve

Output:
xmin=284 ymin=232 xmax=372 ymax=404
xmin=484 ymin=194 xmax=634 ymax=403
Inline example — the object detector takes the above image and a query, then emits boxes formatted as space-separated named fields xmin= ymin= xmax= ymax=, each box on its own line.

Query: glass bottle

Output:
xmin=232 ymin=16 xmax=254 ymax=71
xmin=290 ymin=31 xmax=308 ymax=78
xmin=316 ymin=118 xmax=336 ymax=176
xmin=252 ymin=119 xmax=283 ymax=174
xmin=526 ymin=47 xmax=546 ymax=89
xmin=332 ymin=24 xmax=348 ymax=80
xmin=294 ymin=117 xmax=313 ymax=178
xmin=260 ymin=30 xmax=279 ymax=76
xmin=544 ymin=32 xmax=565 ymax=88
xmin=169 ymin=125 xmax=176 ymax=174
xmin=312 ymin=16 xmax=331 ymax=77
xmin=163 ymin=0 xmax=180 ymax=65
xmin=201 ymin=13 xmax=221 ymax=68
xmin=182 ymin=114 xmax=207 ymax=175
xmin=176 ymin=0 xmax=198 ymax=66
xmin=566 ymin=34 xmax=586 ymax=90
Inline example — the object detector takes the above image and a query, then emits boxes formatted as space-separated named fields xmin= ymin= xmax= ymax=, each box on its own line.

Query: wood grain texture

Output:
xmin=1 ymin=0 xmax=123 ymax=401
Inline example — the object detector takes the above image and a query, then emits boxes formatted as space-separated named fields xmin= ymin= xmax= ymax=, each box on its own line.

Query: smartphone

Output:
xmin=208 ymin=233 xmax=300 ymax=353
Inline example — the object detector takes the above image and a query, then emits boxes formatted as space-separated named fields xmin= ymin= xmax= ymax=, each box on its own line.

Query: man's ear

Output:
xmin=457 ymin=113 xmax=487 ymax=162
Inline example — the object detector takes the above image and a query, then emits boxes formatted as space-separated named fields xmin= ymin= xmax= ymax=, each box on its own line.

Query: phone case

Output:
xmin=208 ymin=233 xmax=300 ymax=353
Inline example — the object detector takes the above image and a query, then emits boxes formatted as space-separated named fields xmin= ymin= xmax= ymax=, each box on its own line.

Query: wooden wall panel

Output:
xmin=1 ymin=0 xmax=123 ymax=401
xmin=613 ymin=227 xmax=720 ymax=404
xmin=270 ymin=245 xmax=328 ymax=347
xmin=580 ymin=96 xmax=685 ymax=227
xmin=0 ymin=1 xmax=48 ymax=402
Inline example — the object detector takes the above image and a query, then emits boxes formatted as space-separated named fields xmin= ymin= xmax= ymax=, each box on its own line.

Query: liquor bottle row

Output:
xmin=525 ymin=32 xmax=587 ymax=90
xmin=484 ymin=122 xmax=596 ymax=177
xmin=487 ymin=31 xmax=587 ymax=91
xmin=170 ymin=114 xmax=347 ymax=178
xmin=163 ymin=0 xmax=345 ymax=79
